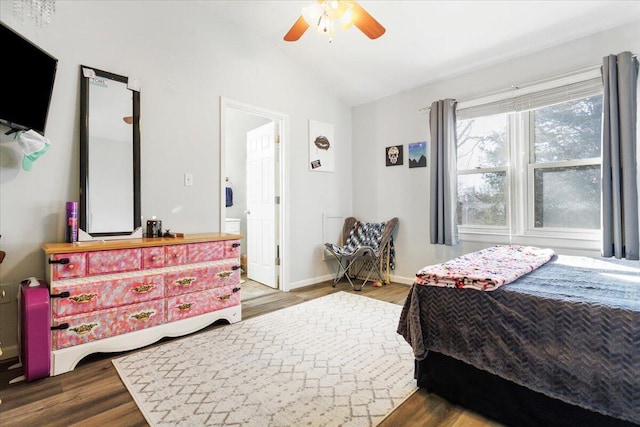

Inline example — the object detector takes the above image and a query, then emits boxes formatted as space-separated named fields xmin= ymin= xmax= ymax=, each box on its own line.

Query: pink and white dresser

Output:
xmin=42 ymin=233 xmax=242 ymax=375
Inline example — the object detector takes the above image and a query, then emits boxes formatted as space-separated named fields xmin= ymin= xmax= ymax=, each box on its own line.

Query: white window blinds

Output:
xmin=457 ymin=70 xmax=603 ymax=120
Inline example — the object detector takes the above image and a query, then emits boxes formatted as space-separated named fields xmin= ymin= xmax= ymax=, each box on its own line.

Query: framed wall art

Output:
xmin=309 ymin=119 xmax=335 ymax=172
xmin=385 ymin=145 xmax=403 ymax=166
xmin=408 ymin=141 xmax=427 ymax=168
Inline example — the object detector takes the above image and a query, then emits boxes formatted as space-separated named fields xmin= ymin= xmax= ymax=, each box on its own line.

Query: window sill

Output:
xmin=458 ymin=230 xmax=601 ymax=256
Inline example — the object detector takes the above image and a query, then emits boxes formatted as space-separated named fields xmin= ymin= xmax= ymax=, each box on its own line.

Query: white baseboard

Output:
xmin=288 ymin=274 xmax=335 ymax=290
xmin=288 ymin=273 xmax=415 ymax=290
xmin=389 ymin=275 xmax=415 ymax=285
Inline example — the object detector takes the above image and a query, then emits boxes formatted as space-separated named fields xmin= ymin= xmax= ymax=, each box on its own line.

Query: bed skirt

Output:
xmin=417 ymin=351 xmax=639 ymax=427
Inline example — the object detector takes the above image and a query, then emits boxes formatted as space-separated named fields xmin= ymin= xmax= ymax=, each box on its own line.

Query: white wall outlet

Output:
xmin=184 ymin=172 xmax=194 ymax=187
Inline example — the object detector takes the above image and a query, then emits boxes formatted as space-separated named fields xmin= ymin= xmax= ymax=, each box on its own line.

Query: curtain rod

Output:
xmin=417 ymin=57 xmax=637 ymax=114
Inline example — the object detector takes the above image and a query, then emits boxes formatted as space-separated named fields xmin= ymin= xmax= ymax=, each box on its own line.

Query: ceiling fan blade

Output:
xmin=352 ymin=1 xmax=385 ymax=39
xmin=284 ymin=16 xmax=310 ymax=41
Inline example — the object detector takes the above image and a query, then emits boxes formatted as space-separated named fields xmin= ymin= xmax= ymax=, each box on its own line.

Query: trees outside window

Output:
xmin=456 ymin=114 xmax=508 ymax=227
xmin=456 ymin=94 xmax=602 ymax=238
xmin=530 ymin=96 xmax=602 ymax=230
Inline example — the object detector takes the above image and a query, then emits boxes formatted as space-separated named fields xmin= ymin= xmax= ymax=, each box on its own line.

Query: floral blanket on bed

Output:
xmin=415 ymin=245 xmax=555 ymax=291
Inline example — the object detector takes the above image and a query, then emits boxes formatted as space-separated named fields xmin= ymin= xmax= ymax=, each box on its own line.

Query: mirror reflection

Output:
xmin=80 ymin=66 xmax=140 ymax=236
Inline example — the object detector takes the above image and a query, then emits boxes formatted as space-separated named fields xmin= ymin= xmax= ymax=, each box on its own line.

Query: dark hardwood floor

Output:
xmin=0 ymin=281 xmax=500 ymax=426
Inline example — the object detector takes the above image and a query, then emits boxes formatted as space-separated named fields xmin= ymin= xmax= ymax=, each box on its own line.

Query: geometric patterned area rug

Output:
xmin=112 ymin=292 xmax=417 ymax=426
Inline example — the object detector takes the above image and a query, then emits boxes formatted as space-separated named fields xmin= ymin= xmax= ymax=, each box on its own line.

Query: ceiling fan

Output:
xmin=284 ymin=0 xmax=385 ymax=42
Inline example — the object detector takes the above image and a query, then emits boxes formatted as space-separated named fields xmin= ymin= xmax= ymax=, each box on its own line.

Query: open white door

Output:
xmin=246 ymin=121 xmax=277 ymax=288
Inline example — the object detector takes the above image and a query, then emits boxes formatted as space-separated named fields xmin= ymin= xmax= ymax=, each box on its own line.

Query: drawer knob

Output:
xmin=69 ymin=323 xmax=98 ymax=335
xmin=49 ymin=258 xmax=70 ymax=265
xmin=131 ymin=311 xmax=155 ymax=321
xmin=68 ymin=264 xmax=75 ymax=270
xmin=232 ymin=265 xmax=241 ymax=270
xmin=233 ymin=287 xmax=241 ymax=293
xmin=217 ymin=271 xmax=232 ymax=279
xmin=51 ymin=323 xmax=69 ymax=331
xmin=232 ymin=243 xmax=241 ymax=248
xmin=174 ymin=277 xmax=196 ymax=286
xmin=177 ymin=303 xmax=193 ymax=311
xmin=218 ymin=294 xmax=231 ymax=301
xmin=69 ymin=293 xmax=98 ymax=304
xmin=151 ymin=255 xmax=157 ymax=261
xmin=132 ymin=284 xmax=154 ymax=294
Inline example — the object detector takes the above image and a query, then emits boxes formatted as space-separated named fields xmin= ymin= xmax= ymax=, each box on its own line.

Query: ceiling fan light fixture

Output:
xmin=338 ymin=5 xmax=355 ymax=30
xmin=301 ymin=3 xmax=321 ymax=26
xmin=284 ymin=0 xmax=384 ymax=42
xmin=316 ymin=10 xmax=335 ymax=35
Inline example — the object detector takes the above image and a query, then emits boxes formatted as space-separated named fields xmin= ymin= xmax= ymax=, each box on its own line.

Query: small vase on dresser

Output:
xmin=41 ymin=232 xmax=242 ymax=376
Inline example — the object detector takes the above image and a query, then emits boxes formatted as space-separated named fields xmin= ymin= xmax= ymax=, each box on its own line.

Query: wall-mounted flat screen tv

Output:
xmin=0 ymin=21 xmax=58 ymax=135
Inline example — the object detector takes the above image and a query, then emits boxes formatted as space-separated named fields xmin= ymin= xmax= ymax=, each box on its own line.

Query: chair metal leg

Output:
xmin=327 ymin=249 xmax=387 ymax=291
xmin=351 ymin=256 xmax=385 ymax=289
xmin=331 ymin=256 xmax=357 ymax=289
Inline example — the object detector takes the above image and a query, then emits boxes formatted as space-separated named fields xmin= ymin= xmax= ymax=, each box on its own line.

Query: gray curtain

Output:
xmin=429 ymin=99 xmax=458 ymax=245
xmin=601 ymin=51 xmax=639 ymax=259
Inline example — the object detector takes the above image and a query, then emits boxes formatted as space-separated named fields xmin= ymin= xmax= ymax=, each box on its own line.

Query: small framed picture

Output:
xmin=385 ymin=145 xmax=403 ymax=166
xmin=408 ymin=141 xmax=427 ymax=168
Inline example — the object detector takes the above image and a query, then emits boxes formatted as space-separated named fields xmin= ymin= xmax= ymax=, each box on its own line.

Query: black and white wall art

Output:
xmin=385 ymin=144 xmax=403 ymax=166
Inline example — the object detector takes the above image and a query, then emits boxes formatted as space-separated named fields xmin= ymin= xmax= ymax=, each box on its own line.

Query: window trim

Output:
xmin=456 ymin=76 xmax=604 ymax=249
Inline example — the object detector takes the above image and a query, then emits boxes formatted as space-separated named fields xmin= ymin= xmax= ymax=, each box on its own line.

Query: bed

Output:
xmin=397 ymin=247 xmax=640 ymax=427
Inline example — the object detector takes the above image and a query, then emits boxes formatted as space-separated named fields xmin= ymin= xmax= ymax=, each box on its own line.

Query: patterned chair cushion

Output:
xmin=327 ymin=221 xmax=386 ymax=257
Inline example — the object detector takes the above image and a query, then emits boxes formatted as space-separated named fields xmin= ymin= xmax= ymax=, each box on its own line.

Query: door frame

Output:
xmin=219 ymin=97 xmax=290 ymax=292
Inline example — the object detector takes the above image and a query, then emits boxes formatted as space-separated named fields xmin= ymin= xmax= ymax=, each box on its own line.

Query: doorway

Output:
xmin=220 ymin=97 xmax=289 ymax=292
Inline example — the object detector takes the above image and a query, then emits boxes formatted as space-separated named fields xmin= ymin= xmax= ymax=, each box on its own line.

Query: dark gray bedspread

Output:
xmin=397 ymin=255 xmax=640 ymax=423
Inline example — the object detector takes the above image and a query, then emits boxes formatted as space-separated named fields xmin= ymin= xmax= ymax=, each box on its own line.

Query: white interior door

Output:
xmin=246 ymin=121 xmax=276 ymax=288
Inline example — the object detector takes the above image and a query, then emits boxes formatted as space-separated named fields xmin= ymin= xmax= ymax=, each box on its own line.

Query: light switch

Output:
xmin=184 ymin=172 xmax=194 ymax=187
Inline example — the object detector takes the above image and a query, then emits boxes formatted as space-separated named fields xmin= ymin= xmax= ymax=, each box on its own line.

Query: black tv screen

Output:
xmin=0 ymin=21 xmax=58 ymax=135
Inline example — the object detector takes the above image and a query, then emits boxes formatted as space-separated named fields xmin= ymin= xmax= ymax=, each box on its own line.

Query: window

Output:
xmin=529 ymin=97 xmax=602 ymax=230
xmin=456 ymin=114 xmax=508 ymax=228
xmin=456 ymin=90 xmax=602 ymax=243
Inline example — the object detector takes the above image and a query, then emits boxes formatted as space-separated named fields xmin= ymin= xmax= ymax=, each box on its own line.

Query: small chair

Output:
xmin=325 ymin=217 xmax=398 ymax=290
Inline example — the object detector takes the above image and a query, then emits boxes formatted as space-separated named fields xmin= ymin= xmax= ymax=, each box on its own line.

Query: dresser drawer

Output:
xmin=225 ymin=240 xmax=241 ymax=259
xmin=165 ymin=285 xmax=240 ymax=322
xmin=51 ymin=253 xmax=87 ymax=280
xmin=87 ymin=248 xmax=142 ymax=275
xmin=187 ymin=241 xmax=225 ymax=263
xmin=165 ymin=244 xmax=187 ymax=266
xmin=52 ymin=299 xmax=164 ymax=350
xmin=164 ymin=260 xmax=241 ymax=297
xmin=51 ymin=274 xmax=164 ymax=317
xmin=142 ymin=247 xmax=165 ymax=269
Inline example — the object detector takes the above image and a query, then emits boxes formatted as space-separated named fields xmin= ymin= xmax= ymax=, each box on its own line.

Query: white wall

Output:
xmin=352 ymin=21 xmax=640 ymax=284
xmin=0 ymin=1 xmax=353 ymax=358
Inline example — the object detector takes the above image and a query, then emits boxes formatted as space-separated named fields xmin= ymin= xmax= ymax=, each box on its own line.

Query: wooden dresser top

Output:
xmin=42 ymin=232 xmax=242 ymax=255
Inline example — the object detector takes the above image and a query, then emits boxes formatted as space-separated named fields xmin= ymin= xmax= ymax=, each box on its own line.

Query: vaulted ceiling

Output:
xmin=202 ymin=1 xmax=640 ymax=107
